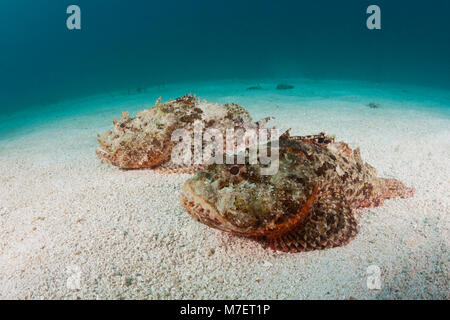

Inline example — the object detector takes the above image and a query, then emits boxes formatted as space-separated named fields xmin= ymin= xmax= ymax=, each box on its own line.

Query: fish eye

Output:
xmin=229 ymin=166 xmax=240 ymax=175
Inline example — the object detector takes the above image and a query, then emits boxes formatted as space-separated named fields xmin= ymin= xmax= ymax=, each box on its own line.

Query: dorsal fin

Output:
xmin=255 ymin=116 xmax=275 ymax=129
xmin=279 ymin=129 xmax=291 ymax=140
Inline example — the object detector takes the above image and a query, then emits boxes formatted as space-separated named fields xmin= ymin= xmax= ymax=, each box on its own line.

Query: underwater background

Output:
xmin=1 ymin=0 xmax=449 ymax=113
xmin=1 ymin=1 xmax=450 ymax=300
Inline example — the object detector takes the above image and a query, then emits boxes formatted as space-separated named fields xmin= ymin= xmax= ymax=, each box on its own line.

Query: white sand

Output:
xmin=0 ymin=79 xmax=449 ymax=299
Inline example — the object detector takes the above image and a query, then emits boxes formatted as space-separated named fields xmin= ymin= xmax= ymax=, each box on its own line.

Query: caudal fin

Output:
xmin=376 ymin=178 xmax=414 ymax=200
xmin=354 ymin=178 xmax=414 ymax=209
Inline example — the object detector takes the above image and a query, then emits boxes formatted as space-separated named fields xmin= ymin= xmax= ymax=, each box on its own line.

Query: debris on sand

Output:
xmin=276 ymin=83 xmax=294 ymax=90
xmin=369 ymin=102 xmax=380 ymax=109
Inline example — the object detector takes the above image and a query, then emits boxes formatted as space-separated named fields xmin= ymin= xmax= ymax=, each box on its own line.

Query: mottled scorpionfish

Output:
xmin=97 ymin=94 xmax=272 ymax=172
xmin=181 ymin=130 xmax=414 ymax=252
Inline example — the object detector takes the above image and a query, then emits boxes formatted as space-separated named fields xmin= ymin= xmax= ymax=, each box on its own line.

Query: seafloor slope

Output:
xmin=0 ymin=79 xmax=448 ymax=299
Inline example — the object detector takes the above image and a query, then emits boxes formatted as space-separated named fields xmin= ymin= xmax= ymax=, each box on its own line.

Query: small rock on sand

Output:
xmin=276 ymin=83 xmax=294 ymax=90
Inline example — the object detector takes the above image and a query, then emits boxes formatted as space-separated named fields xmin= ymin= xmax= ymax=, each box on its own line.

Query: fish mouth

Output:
xmin=181 ymin=180 xmax=319 ymax=238
xmin=96 ymin=147 xmax=122 ymax=167
xmin=96 ymin=147 xmax=114 ymax=164
xmin=96 ymin=147 xmax=109 ymax=156
xmin=181 ymin=182 xmax=241 ymax=234
xmin=181 ymin=181 xmax=268 ymax=236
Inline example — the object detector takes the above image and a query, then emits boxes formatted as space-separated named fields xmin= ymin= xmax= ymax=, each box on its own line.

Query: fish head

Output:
xmin=96 ymin=103 xmax=179 ymax=169
xmin=181 ymin=146 xmax=318 ymax=238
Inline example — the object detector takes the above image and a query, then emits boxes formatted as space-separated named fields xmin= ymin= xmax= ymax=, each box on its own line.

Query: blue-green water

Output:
xmin=1 ymin=0 xmax=449 ymax=115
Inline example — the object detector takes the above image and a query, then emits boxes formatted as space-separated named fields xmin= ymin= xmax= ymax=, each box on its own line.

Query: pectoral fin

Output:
xmin=262 ymin=193 xmax=359 ymax=253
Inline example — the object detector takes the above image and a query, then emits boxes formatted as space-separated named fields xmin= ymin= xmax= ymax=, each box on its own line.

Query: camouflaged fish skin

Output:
xmin=181 ymin=131 xmax=414 ymax=252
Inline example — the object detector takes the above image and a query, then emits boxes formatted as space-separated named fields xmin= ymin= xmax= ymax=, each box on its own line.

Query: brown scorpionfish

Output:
xmin=181 ymin=130 xmax=414 ymax=252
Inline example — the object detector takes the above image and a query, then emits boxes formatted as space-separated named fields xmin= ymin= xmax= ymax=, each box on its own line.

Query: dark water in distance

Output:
xmin=1 ymin=0 xmax=449 ymax=111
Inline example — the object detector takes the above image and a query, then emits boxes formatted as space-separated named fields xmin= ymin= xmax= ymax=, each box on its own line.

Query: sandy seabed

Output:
xmin=0 ymin=79 xmax=448 ymax=299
